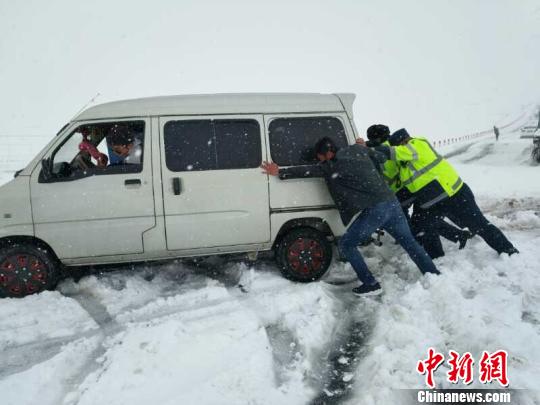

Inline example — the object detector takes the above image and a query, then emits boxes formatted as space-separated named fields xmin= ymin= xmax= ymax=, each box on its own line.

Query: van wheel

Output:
xmin=276 ymin=227 xmax=332 ymax=282
xmin=0 ymin=244 xmax=61 ymax=298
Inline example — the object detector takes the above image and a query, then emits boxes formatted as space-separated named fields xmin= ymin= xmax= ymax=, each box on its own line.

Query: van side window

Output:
xmin=164 ymin=120 xmax=215 ymax=171
xmin=268 ymin=117 xmax=348 ymax=166
xmin=41 ymin=120 xmax=145 ymax=182
xmin=164 ymin=119 xmax=261 ymax=172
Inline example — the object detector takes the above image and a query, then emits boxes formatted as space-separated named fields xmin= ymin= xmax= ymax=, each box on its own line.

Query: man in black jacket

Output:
xmin=261 ymin=137 xmax=439 ymax=296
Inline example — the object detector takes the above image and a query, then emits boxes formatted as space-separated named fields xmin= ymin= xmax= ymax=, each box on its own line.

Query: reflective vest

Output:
xmin=390 ymin=137 xmax=463 ymax=207
xmin=380 ymin=140 xmax=401 ymax=192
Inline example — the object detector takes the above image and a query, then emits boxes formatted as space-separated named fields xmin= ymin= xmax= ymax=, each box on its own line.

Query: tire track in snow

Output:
xmin=0 ymin=287 xmax=124 ymax=404
xmin=1 ymin=260 xmax=378 ymax=404
xmin=309 ymin=286 xmax=379 ymax=405
xmin=198 ymin=259 xmax=383 ymax=403
xmin=197 ymin=261 xmax=308 ymax=387
xmin=58 ymin=289 xmax=124 ymax=405
xmin=264 ymin=324 xmax=302 ymax=386
xmin=53 ymin=261 xmax=273 ymax=404
xmin=0 ymin=331 xmax=98 ymax=379
xmin=0 ymin=286 xmax=121 ymax=380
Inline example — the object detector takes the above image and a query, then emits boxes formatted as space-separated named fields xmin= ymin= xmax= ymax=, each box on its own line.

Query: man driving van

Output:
xmin=108 ymin=124 xmax=142 ymax=165
xmin=261 ymin=137 xmax=439 ymax=296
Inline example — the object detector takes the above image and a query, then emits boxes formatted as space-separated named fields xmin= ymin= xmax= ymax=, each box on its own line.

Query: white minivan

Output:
xmin=0 ymin=93 xmax=360 ymax=298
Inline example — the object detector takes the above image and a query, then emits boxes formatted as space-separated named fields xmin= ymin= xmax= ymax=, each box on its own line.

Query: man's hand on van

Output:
xmin=355 ymin=138 xmax=366 ymax=146
xmin=261 ymin=161 xmax=279 ymax=176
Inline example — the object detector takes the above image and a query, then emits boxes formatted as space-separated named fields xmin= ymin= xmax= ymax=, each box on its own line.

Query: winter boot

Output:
xmin=504 ymin=247 xmax=520 ymax=256
xmin=352 ymin=282 xmax=382 ymax=296
xmin=458 ymin=230 xmax=474 ymax=250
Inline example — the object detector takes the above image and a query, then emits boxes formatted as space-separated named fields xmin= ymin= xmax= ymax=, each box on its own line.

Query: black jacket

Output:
xmin=278 ymin=144 xmax=396 ymax=226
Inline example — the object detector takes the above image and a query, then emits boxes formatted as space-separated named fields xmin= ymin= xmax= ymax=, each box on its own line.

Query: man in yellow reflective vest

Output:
xmin=365 ymin=125 xmax=473 ymax=256
xmin=376 ymin=128 xmax=518 ymax=258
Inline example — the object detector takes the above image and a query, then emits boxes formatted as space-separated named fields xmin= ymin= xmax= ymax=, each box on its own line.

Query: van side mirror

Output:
xmin=41 ymin=158 xmax=53 ymax=181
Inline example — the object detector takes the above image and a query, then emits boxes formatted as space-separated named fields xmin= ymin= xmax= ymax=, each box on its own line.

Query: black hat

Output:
xmin=314 ymin=137 xmax=337 ymax=155
xmin=108 ymin=124 xmax=133 ymax=146
xmin=366 ymin=124 xmax=390 ymax=142
xmin=389 ymin=128 xmax=411 ymax=146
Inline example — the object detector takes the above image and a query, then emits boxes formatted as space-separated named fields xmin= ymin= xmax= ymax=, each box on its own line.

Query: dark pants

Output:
xmin=436 ymin=220 xmax=465 ymax=244
xmin=412 ymin=183 xmax=515 ymax=258
xmin=339 ymin=199 xmax=439 ymax=286
xmin=400 ymin=192 xmax=467 ymax=245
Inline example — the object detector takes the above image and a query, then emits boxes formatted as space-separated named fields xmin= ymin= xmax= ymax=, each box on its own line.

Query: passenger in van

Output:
xmin=261 ymin=137 xmax=440 ymax=296
xmin=108 ymin=124 xmax=143 ymax=165
xmin=78 ymin=126 xmax=108 ymax=168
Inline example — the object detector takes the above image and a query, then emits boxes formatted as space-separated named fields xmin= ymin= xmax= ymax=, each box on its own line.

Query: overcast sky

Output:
xmin=1 ymin=0 xmax=539 ymax=140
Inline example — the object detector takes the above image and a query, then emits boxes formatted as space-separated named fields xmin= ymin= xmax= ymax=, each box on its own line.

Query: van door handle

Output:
xmin=172 ymin=177 xmax=182 ymax=195
xmin=125 ymin=179 xmax=141 ymax=186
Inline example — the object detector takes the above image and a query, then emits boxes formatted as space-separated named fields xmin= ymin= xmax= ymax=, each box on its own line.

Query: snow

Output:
xmin=1 ymin=127 xmax=539 ymax=404
xmin=449 ymin=135 xmax=540 ymax=200
xmin=72 ymin=301 xmax=281 ymax=405
xmin=348 ymin=228 xmax=540 ymax=404
xmin=2 ymin=336 xmax=103 ymax=405
xmin=0 ymin=291 xmax=98 ymax=349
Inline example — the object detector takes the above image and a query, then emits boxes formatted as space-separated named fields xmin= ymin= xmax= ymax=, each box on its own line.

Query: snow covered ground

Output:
xmin=1 ymin=127 xmax=539 ymax=405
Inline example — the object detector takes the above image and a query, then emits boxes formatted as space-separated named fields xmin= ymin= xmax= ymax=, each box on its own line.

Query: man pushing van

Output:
xmin=261 ymin=137 xmax=439 ymax=296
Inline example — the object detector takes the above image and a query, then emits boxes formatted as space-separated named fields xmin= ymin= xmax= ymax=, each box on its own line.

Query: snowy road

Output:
xmin=1 ymin=129 xmax=539 ymax=405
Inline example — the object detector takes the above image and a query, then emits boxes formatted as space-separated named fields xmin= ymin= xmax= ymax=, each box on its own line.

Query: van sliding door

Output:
xmin=159 ymin=115 xmax=270 ymax=251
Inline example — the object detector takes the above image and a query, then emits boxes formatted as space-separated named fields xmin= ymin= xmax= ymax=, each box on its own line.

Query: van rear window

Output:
xmin=164 ymin=119 xmax=262 ymax=172
xmin=268 ymin=117 xmax=348 ymax=166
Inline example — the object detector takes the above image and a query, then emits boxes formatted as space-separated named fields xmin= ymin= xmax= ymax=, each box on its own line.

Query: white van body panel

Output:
xmin=270 ymin=210 xmax=346 ymax=242
xmin=334 ymin=93 xmax=356 ymax=118
xmin=29 ymin=118 xmax=157 ymax=259
xmin=60 ymin=241 xmax=272 ymax=266
xmin=0 ymin=177 xmax=34 ymax=239
xmin=1 ymin=93 xmax=359 ymax=267
xmin=158 ymin=114 xmax=271 ymax=251
xmin=139 ymin=117 xmax=168 ymax=253
xmin=75 ymin=93 xmax=349 ymax=121
xmin=335 ymin=93 xmax=359 ymax=138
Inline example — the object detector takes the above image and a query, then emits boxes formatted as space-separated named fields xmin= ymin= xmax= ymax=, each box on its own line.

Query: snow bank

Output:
xmin=348 ymin=228 xmax=540 ymax=404
xmin=0 ymin=291 xmax=97 ymax=348
xmin=1 ymin=261 xmax=344 ymax=405
xmin=1 ymin=336 xmax=102 ymax=405
xmin=346 ymin=130 xmax=540 ymax=404
xmin=71 ymin=299 xmax=283 ymax=405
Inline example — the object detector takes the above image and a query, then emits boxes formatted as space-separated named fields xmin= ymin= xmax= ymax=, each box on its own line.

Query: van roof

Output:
xmin=74 ymin=93 xmax=356 ymax=121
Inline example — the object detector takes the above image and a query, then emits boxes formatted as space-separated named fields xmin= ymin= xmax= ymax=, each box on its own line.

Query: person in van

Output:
xmin=108 ymin=124 xmax=143 ymax=165
xmin=261 ymin=137 xmax=440 ymax=296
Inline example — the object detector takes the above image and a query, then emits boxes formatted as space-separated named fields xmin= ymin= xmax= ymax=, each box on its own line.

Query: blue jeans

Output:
xmin=339 ymin=199 xmax=439 ymax=285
